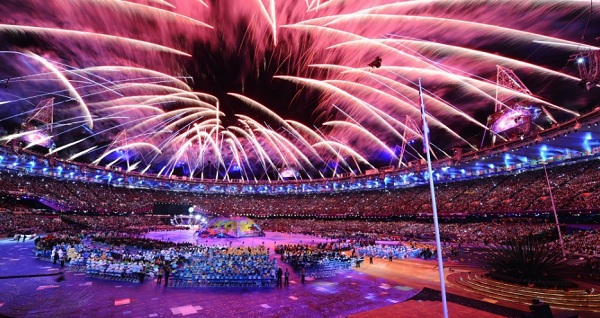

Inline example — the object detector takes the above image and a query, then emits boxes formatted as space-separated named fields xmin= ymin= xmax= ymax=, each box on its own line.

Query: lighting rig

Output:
xmin=571 ymin=49 xmax=600 ymax=90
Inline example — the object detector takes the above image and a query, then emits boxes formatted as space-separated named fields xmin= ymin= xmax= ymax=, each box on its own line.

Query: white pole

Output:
xmin=542 ymin=162 xmax=566 ymax=259
xmin=419 ymin=79 xmax=449 ymax=318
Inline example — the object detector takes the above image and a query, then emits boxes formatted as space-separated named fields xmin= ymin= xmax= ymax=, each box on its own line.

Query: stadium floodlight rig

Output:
xmin=570 ymin=49 xmax=600 ymax=90
xmin=484 ymin=66 xmax=550 ymax=147
xmin=23 ymin=98 xmax=54 ymax=131
xmin=495 ymin=66 xmax=533 ymax=113
xmin=18 ymin=98 xmax=55 ymax=150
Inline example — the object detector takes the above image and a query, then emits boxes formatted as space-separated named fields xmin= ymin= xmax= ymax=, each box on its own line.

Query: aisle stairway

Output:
xmin=451 ymin=273 xmax=600 ymax=313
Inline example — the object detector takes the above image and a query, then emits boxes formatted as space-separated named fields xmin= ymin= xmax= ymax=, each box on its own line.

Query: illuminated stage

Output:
xmin=145 ymin=229 xmax=334 ymax=247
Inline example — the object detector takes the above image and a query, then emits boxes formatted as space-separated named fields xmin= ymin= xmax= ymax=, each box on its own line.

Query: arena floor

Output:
xmin=0 ymin=230 xmax=595 ymax=318
xmin=0 ymin=231 xmax=422 ymax=318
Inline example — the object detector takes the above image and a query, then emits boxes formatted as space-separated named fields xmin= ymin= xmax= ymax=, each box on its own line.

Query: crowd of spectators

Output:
xmin=168 ymin=245 xmax=276 ymax=287
xmin=62 ymin=215 xmax=174 ymax=233
xmin=0 ymin=159 xmax=600 ymax=218
xmin=34 ymin=231 xmax=277 ymax=287
xmin=3 ymin=205 xmax=597 ymax=263
xmin=356 ymin=242 xmax=435 ymax=261
xmin=546 ymin=229 xmax=600 ymax=259
xmin=0 ymin=212 xmax=70 ymax=237
xmin=0 ymin=211 xmax=177 ymax=238
xmin=1 ymin=157 xmax=599 ymax=268
xmin=0 ymin=170 xmax=152 ymax=213
xmin=257 ymin=218 xmax=556 ymax=246
xmin=276 ymin=244 xmax=353 ymax=278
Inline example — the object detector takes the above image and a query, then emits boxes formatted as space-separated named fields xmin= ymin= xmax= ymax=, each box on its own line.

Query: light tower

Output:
xmin=484 ymin=66 xmax=550 ymax=147
xmin=18 ymin=98 xmax=55 ymax=150
xmin=495 ymin=66 xmax=532 ymax=113
xmin=23 ymin=98 xmax=54 ymax=132
xmin=570 ymin=49 xmax=600 ymax=90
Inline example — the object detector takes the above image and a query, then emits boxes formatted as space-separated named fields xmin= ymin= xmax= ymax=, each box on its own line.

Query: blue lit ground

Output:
xmin=0 ymin=231 xmax=422 ymax=318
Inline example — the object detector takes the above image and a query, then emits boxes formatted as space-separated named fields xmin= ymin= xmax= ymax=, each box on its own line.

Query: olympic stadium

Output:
xmin=1 ymin=1 xmax=600 ymax=317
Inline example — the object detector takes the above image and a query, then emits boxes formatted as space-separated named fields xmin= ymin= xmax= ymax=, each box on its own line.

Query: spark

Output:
xmin=0 ymin=24 xmax=191 ymax=56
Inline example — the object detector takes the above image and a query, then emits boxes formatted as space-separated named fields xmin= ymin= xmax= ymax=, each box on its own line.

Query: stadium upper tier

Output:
xmin=0 ymin=155 xmax=599 ymax=217
xmin=0 ymin=110 xmax=599 ymax=217
xmin=0 ymin=108 xmax=599 ymax=197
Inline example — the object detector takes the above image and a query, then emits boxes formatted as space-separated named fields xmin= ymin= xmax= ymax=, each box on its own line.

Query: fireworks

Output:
xmin=0 ymin=0 xmax=598 ymax=180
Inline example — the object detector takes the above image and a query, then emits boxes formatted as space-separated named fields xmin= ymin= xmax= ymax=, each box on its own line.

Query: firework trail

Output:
xmin=0 ymin=0 xmax=598 ymax=179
